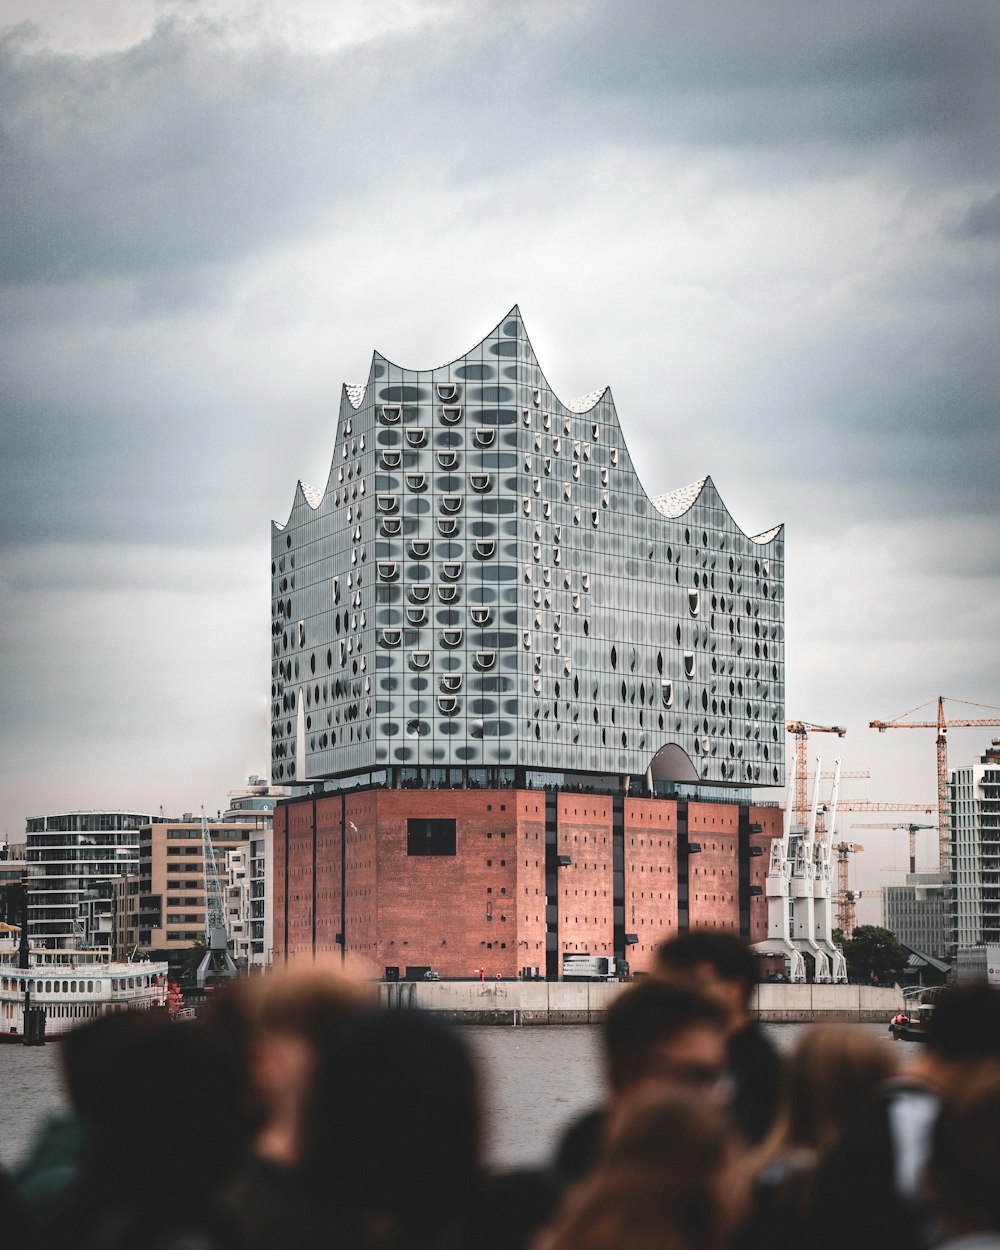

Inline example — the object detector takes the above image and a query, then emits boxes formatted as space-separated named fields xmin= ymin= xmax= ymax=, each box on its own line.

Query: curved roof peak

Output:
xmin=299 ymin=481 xmax=322 ymax=509
xmin=344 ymin=383 xmax=366 ymax=409
xmin=566 ymin=386 xmax=609 ymax=413
xmin=650 ymin=477 xmax=709 ymax=518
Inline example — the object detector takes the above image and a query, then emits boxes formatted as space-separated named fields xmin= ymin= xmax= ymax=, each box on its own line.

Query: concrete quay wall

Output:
xmin=750 ymin=983 xmax=903 ymax=1023
xmin=377 ymin=981 xmax=903 ymax=1025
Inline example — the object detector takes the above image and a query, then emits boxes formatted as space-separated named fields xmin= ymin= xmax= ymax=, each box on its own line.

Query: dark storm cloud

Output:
xmin=2 ymin=1 xmax=998 ymax=286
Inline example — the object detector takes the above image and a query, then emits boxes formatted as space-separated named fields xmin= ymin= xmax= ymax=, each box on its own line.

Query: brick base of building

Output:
xmin=273 ymin=788 xmax=781 ymax=978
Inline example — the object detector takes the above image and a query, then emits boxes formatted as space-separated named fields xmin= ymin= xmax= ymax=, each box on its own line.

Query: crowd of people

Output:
xmin=4 ymin=930 xmax=1000 ymax=1250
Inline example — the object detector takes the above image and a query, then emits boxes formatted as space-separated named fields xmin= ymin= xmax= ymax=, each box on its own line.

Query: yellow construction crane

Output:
xmin=870 ymin=697 xmax=1000 ymax=875
xmin=833 ymin=842 xmax=862 ymax=935
xmin=833 ymin=802 xmax=935 ymax=813
xmin=786 ymin=721 xmax=846 ymax=824
xmin=839 ymin=883 xmax=882 ymax=940
xmin=851 ymin=822 xmax=935 ymax=875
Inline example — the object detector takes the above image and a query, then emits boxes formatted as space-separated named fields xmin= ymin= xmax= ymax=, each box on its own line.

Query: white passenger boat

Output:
xmin=0 ymin=929 xmax=169 ymax=1040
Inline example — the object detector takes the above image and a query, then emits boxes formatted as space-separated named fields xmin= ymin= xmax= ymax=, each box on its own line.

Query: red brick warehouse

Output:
xmin=273 ymin=790 xmax=780 ymax=976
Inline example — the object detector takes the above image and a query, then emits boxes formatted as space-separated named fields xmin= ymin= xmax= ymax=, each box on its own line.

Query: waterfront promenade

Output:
xmin=377 ymin=979 xmax=903 ymax=1025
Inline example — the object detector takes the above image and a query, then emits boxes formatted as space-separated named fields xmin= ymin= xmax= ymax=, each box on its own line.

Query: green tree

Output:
xmin=181 ymin=938 xmax=207 ymax=983
xmin=843 ymin=925 xmax=906 ymax=984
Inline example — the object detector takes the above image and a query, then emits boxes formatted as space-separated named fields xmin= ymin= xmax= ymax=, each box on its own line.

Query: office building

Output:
xmin=884 ymin=872 xmax=950 ymax=960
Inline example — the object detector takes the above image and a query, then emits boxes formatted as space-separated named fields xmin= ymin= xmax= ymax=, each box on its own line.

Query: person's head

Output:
xmin=919 ymin=984 xmax=1000 ymax=1090
xmin=603 ymin=978 xmax=729 ymax=1101
xmin=655 ymin=930 xmax=760 ymax=1030
xmin=301 ymin=1009 xmax=482 ymax=1248
xmin=927 ymin=1069 xmax=1000 ymax=1235
xmin=61 ymin=1009 xmax=168 ymax=1128
xmin=243 ymin=960 xmax=372 ymax=1165
xmin=90 ymin=1016 xmax=252 ymax=1201
xmin=545 ymin=1088 xmax=746 ymax=1250
xmin=756 ymin=1024 xmax=897 ymax=1168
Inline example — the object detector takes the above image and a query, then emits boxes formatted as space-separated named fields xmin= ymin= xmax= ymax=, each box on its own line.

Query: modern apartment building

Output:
xmin=271 ymin=310 xmax=785 ymax=977
xmin=24 ymin=811 xmax=152 ymax=950
xmin=117 ymin=817 xmax=258 ymax=966
xmin=951 ymin=741 xmax=1000 ymax=952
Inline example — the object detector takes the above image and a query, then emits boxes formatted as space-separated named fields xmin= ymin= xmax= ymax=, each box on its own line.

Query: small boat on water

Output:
xmin=0 ymin=928 xmax=169 ymax=1041
xmin=888 ymin=989 xmax=937 ymax=1043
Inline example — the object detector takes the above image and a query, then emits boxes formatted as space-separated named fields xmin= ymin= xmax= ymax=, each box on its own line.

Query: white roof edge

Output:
xmin=566 ymin=386 xmax=609 ymax=413
xmin=300 ymin=481 xmax=322 ymax=509
xmin=649 ymin=477 xmax=708 ymax=518
xmin=750 ymin=524 xmax=782 ymax=544
xmin=344 ymin=383 xmax=366 ymax=409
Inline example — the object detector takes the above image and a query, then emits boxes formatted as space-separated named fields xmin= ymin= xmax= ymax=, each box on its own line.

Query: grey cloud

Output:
xmin=958 ymin=190 xmax=1000 ymax=237
xmin=3 ymin=2 xmax=999 ymax=287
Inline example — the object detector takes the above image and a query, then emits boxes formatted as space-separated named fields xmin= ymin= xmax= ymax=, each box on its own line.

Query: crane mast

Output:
xmin=790 ymin=757 xmax=829 ymax=981
xmin=195 ymin=806 xmax=237 ymax=989
xmin=870 ymin=695 xmax=1000 ymax=876
xmin=755 ymin=756 xmax=805 ymax=982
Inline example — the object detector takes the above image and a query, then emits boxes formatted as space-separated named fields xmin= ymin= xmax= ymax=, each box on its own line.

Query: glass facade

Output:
xmin=271 ymin=309 xmax=784 ymax=791
xmin=24 ymin=811 xmax=152 ymax=949
xmin=951 ymin=743 xmax=1000 ymax=950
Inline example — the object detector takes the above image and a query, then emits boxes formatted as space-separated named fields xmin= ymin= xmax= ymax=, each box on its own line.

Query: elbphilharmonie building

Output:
xmin=271 ymin=310 xmax=786 ymax=977
xmin=272 ymin=307 xmax=783 ymax=791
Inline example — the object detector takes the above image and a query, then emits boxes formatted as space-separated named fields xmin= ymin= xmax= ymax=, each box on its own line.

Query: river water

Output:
xmin=0 ymin=1022 xmax=917 ymax=1173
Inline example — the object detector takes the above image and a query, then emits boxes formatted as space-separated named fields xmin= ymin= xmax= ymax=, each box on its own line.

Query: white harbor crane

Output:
xmin=790 ymin=758 xmax=825 ymax=978
xmin=813 ymin=760 xmax=848 ymax=983
xmin=753 ymin=756 xmax=806 ymax=982
xmin=196 ymin=806 xmax=237 ymax=989
xmin=754 ymin=756 xmax=847 ymax=983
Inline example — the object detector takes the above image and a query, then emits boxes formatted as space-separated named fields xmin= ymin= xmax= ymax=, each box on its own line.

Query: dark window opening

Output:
xmin=407 ymin=818 xmax=457 ymax=857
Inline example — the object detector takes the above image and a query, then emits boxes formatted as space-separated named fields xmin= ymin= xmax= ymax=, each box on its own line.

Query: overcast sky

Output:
xmin=2 ymin=0 xmax=998 ymax=912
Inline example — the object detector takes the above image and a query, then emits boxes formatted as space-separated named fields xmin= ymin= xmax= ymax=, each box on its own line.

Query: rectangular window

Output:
xmin=407 ymin=818 xmax=457 ymax=857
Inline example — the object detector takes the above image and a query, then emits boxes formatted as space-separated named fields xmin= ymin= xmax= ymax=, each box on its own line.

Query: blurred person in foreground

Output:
xmin=809 ymin=984 xmax=1000 ymax=1250
xmin=16 ymin=1010 xmax=168 ymax=1224
xmin=209 ymin=961 xmax=373 ymax=1248
xmin=239 ymin=961 xmax=372 ymax=1168
xmin=292 ymin=1009 xmax=483 ymax=1250
xmin=926 ymin=1068 xmax=1000 ymax=1250
xmin=543 ymin=1087 xmax=747 ymax=1250
xmin=551 ymin=976 xmax=730 ymax=1192
xmin=740 ymin=1024 xmax=897 ymax=1250
xmin=43 ymin=1013 xmax=253 ymax=1250
xmin=655 ymin=929 xmax=782 ymax=1144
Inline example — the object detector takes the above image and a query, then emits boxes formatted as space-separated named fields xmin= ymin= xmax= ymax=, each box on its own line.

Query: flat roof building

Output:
xmin=24 ymin=811 xmax=152 ymax=950
xmin=884 ymin=872 xmax=950 ymax=960
xmin=951 ymin=741 xmax=1000 ymax=954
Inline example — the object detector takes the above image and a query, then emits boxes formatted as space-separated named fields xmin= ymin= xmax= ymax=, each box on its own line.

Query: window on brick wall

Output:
xmin=407 ymin=819 xmax=457 ymax=857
